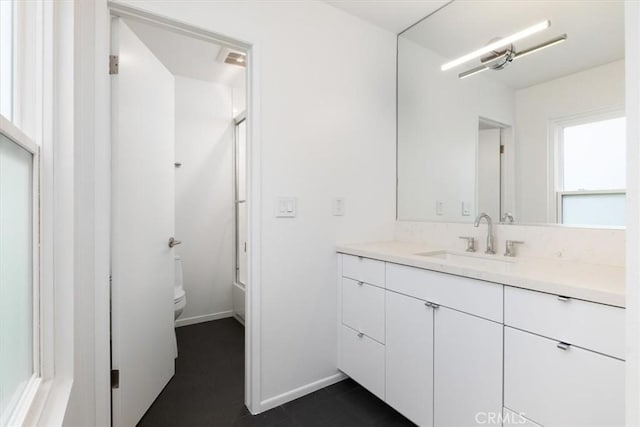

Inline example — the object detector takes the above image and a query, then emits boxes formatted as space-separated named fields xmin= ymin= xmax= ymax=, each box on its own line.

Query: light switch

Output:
xmin=276 ymin=197 xmax=297 ymax=218
xmin=436 ymin=200 xmax=444 ymax=216
xmin=333 ymin=198 xmax=345 ymax=216
xmin=461 ymin=201 xmax=471 ymax=216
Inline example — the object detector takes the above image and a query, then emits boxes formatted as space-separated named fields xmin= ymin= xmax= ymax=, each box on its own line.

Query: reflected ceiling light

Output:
xmin=513 ymin=34 xmax=567 ymax=60
xmin=458 ymin=34 xmax=568 ymax=80
xmin=441 ymin=20 xmax=550 ymax=71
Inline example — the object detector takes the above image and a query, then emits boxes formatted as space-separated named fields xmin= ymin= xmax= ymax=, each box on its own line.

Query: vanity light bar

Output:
xmin=458 ymin=34 xmax=568 ymax=80
xmin=442 ymin=19 xmax=550 ymax=71
xmin=458 ymin=51 xmax=511 ymax=79
xmin=512 ymin=34 xmax=568 ymax=60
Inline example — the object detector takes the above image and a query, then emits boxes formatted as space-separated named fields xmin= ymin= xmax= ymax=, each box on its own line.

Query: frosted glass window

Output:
xmin=0 ymin=0 xmax=14 ymax=120
xmin=562 ymin=117 xmax=626 ymax=191
xmin=0 ymin=132 xmax=34 ymax=425
xmin=562 ymin=194 xmax=625 ymax=227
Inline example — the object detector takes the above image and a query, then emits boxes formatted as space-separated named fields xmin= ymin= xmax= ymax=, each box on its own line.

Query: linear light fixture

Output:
xmin=442 ymin=20 xmax=550 ymax=72
xmin=513 ymin=33 xmax=567 ymax=60
xmin=458 ymin=34 xmax=568 ymax=80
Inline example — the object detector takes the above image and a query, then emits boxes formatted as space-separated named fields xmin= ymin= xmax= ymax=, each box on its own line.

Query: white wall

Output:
xmin=174 ymin=76 xmax=235 ymax=325
xmin=397 ymin=36 xmax=515 ymax=222
xmin=515 ymin=60 xmax=625 ymax=223
xmin=66 ymin=0 xmax=397 ymax=422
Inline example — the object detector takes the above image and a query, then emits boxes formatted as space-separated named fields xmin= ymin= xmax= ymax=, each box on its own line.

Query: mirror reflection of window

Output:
xmin=558 ymin=115 xmax=626 ymax=226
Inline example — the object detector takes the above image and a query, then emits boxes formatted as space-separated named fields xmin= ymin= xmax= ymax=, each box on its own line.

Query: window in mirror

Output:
xmin=557 ymin=115 xmax=625 ymax=226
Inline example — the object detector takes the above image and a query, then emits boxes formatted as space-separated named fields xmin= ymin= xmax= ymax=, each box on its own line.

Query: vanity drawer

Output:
xmin=504 ymin=286 xmax=624 ymax=359
xmin=339 ymin=325 xmax=385 ymax=400
xmin=342 ymin=278 xmax=385 ymax=343
xmin=342 ymin=254 xmax=385 ymax=288
xmin=385 ymin=263 xmax=503 ymax=322
xmin=504 ymin=327 xmax=624 ymax=427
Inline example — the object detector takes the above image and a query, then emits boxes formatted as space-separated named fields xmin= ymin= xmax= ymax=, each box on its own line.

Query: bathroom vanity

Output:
xmin=336 ymin=242 xmax=624 ymax=427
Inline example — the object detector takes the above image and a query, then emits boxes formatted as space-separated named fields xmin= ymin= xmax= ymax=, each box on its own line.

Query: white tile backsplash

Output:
xmin=395 ymin=221 xmax=625 ymax=267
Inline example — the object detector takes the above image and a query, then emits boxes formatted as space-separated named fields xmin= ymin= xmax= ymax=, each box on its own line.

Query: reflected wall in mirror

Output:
xmin=397 ymin=1 xmax=625 ymax=227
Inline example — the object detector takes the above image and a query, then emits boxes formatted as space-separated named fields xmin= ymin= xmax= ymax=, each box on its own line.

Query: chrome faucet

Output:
xmin=501 ymin=212 xmax=515 ymax=224
xmin=474 ymin=213 xmax=495 ymax=254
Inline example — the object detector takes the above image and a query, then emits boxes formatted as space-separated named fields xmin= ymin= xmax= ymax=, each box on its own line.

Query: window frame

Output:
xmin=0 ymin=114 xmax=41 ymax=427
xmin=549 ymin=107 xmax=626 ymax=224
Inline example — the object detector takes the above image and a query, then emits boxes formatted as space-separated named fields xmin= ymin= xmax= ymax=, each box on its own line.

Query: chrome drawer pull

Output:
xmin=556 ymin=342 xmax=571 ymax=350
xmin=430 ymin=302 xmax=440 ymax=309
xmin=357 ymin=332 xmax=364 ymax=338
xmin=424 ymin=302 xmax=432 ymax=308
xmin=357 ymin=281 xmax=364 ymax=286
xmin=557 ymin=295 xmax=571 ymax=302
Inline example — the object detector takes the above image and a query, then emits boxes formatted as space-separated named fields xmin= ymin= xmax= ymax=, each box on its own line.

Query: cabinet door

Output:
xmin=434 ymin=307 xmax=503 ymax=427
xmin=504 ymin=327 xmax=624 ymax=427
xmin=385 ymin=291 xmax=434 ymax=427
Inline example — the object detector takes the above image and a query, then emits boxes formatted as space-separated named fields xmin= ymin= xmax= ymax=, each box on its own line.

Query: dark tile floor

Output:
xmin=138 ymin=318 xmax=414 ymax=426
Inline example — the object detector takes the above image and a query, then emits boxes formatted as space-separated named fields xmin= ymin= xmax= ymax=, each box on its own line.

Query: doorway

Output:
xmin=109 ymin=12 xmax=252 ymax=427
xmin=477 ymin=117 xmax=514 ymax=221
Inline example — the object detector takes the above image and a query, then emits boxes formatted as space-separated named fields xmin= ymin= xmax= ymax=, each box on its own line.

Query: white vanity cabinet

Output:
xmin=337 ymin=252 xmax=625 ymax=427
xmin=384 ymin=263 xmax=504 ymax=427
xmin=338 ymin=255 xmax=386 ymax=399
xmin=504 ymin=287 xmax=625 ymax=427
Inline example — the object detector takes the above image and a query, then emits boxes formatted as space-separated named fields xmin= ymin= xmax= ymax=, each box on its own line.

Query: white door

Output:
xmin=385 ymin=291 xmax=434 ymax=427
xmin=434 ymin=307 xmax=503 ymax=427
xmin=111 ymin=18 xmax=176 ymax=427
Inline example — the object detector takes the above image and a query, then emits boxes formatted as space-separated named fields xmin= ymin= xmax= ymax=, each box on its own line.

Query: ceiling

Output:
xmin=323 ymin=0 xmax=450 ymax=34
xmin=401 ymin=1 xmax=625 ymax=89
xmin=124 ymin=18 xmax=246 ymax=88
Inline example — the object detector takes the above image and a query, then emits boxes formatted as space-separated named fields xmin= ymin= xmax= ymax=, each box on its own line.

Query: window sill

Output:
xmin=22 ymin=377 xmax=72 ymax=427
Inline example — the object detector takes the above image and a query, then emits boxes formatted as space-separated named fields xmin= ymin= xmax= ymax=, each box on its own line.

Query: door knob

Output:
xmin=168 ymin=237 xmax=182 ymax=248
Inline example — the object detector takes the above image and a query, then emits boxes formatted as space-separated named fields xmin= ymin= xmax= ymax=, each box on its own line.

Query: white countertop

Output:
xmin=336 ymin=241 xmax=625 ymax=308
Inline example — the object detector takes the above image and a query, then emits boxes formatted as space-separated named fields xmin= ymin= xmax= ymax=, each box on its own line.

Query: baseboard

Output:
xmin=258 ymin=372 xmax=347 ymax=413
xmin=233 ymin=313 xmax=245 ymax=326
xmin=175 ymin=310 xmax=233 ymax=327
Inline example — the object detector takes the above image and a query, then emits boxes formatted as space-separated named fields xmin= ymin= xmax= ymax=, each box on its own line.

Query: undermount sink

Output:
xmin=414 ymin=250 xmax=516 ymax=270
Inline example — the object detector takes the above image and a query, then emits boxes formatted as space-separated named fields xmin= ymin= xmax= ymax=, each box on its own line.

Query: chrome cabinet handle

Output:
xmin=431 ymin=302 xmax=440 ymax=309
xmin=358 ymin=281 xmax=364 ymax=287
xmin=557 ymin=295 xmax=571 ymax=302
xmin=168 ymin=237 xmax=182 ymax=248
xmin=357 ymin=332 xmax=364 ymax=338
xmin=425 ymin=302 xmax=432 ymax=308
xmin=557 ymin=342 xmax=571 ymax=350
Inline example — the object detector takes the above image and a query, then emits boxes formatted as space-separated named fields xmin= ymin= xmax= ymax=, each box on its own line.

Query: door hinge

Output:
xmin=500 ymin=145 xmax=505 ymax=154
xmin=111 ymin=369 xmax=120 ymax=389
xmin=109 ymin=55 xmax=119 ymax=75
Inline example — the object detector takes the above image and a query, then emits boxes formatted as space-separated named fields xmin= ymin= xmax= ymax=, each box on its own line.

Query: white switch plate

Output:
xmin=276 ymin=197 xmax=297 ymax=218
xmin=461 ymin=201 xmax=471 ymax=216
xmin=436 ymin=200 xmax=444 ymax=216
xmin=332 ymin=198 xmax=345 ymax=216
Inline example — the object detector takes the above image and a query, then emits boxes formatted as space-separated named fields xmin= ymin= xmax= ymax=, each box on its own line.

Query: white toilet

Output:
xmin=174 ymin=256 xmax=186 ymax=320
